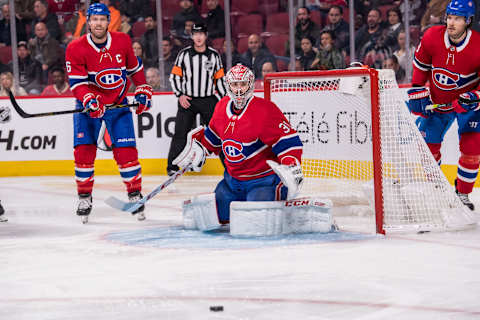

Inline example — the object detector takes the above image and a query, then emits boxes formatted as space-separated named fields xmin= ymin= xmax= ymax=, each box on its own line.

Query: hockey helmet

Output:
xmin=225 ymin=64 xmax=255 ymax=109
xmin=87 ymin=3 xmax=111 ymax=21
xmin=446 ymin=0 xmax=475 ymax=22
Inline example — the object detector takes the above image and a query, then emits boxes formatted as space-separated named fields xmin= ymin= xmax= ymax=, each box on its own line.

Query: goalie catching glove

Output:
xmin=267 ymin=159 xmax=304 ymax=200
xmin=133 ymin=84 xmax=153 ymax=114
xmin=83 ymin=93 xmax=105 ymax=118
xmin=452 ymin=90 xmax=480 ymax=112
xmin=173 ymin=126 xmax=208 ymax=172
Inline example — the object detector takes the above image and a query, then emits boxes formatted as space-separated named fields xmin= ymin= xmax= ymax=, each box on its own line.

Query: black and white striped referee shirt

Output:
xmin=170 ymin=46 xmax=226 ymax=98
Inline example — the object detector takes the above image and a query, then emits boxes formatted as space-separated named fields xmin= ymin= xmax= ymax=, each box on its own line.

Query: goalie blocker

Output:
xmin=183 ymin=194 xmax=335 ymax=236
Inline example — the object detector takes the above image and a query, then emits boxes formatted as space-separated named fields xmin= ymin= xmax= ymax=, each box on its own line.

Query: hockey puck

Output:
xmin=209 ymin=305 xmax=224 ymax=312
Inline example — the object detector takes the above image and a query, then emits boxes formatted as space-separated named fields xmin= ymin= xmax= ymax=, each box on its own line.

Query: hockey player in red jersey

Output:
xmin=65 ymin=3 xmax=153 ymax=223
xmin=407 ymin=0 xmax=480 ymax=210
xmin=173 ymin=64 xmax=304 ymax=226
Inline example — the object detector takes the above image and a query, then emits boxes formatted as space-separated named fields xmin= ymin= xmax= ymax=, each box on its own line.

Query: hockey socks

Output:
xmin=74 ymin=144 xmax=96 ymax=194
xmin=113 ymin=147 xmax=142 ymax=194
xmin=456 ymin=154 xmax=479 ymax=195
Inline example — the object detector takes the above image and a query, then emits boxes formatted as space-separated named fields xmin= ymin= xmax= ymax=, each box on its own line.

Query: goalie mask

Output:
xmin=226 ymin=64 xmax=255 ymax=109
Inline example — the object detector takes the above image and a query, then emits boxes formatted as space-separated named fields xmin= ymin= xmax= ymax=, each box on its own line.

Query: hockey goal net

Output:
xmin=264 ymin=67 xmax=477 ymax=234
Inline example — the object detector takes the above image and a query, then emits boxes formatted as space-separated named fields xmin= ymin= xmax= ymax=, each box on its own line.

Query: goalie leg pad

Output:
xmin=182 ymin=193 xmax=221 ymax=231
xmin=230 ymin=198 xmax=334 ymax=237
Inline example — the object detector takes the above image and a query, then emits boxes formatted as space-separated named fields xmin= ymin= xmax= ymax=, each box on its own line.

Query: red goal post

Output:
xmin=264 ymin=67 xmax=476 ymax=234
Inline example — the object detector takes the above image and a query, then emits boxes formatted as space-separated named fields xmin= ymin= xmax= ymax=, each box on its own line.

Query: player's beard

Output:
xmin=90 ymin=27 xmax=108 ymax=42
xmin=447 ymin=23 xmax=468 ymax=42
xmin=448 ymin=28 xmax=466 ymax=42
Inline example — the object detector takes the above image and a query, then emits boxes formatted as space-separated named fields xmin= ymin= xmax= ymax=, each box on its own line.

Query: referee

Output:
xmin=167 ymin=23 xmax=226 ymax=175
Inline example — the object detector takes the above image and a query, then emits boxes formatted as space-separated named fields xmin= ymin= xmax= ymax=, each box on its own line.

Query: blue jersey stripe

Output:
xmin=205 ymin=127 xmax=222 ymax=147
xmin=272 ymin=135 xmax=303 ymax=156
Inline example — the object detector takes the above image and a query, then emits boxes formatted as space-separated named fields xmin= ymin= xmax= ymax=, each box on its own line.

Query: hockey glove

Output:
xmin=267 ymin=159 xmax=304 ymax=200
xmin=452 ymin=90 xmax=480 ymax=112
xmin=173 ymin=126 xmax=208 ymax=172
xmin=134 ymin=84 xmax=153 ymax=114
xmin=406 ymin=87 xmax=433 ymax=117
xmin=83 ymin=93 xmax=105 ymax=118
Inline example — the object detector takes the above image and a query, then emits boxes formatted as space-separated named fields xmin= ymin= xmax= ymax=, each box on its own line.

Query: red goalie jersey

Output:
xmin=201 ymin=96 xmax=303 ymax=181
xmin=65 ymin=32 xmax=146 ymax=105
xmin=413 ymin=25 xmax=480 ymax=108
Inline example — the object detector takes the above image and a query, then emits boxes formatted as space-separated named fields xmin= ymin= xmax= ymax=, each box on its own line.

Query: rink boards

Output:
xmin=0 ymin=93 xmax=471 ymax=186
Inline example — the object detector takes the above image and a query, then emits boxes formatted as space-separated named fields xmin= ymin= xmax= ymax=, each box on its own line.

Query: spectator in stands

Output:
xmin=0 ymin=3 xmax=27 ymax=46
xmin=31 ymin=0 xmax=62 ymax=42
xmin=117 ymin=0 xmax=151 ymax=23
xmin=205 ymin=0 xmax=225 ymax=39
xmin=398 ymin=0 xmax=426 ymax=26
xmin=47 ymin=0 xmax=77 ymax=24
xmin=297 ymin=36 xmax=318 ymax=70
xmin=132 ymin=40 xmax=147 ymax=62
xmin=0 ymin=71 xmax=27 ymax=96
xmin=9 ymin=41 xmax=43 ymax=94
xmin=162 ymin=36 xmax=176 ymax=91
xmin=261 ymin=61 xmax=275 ymax=79
xmin=221 ymin=39 xmax=249 ymax=69
xmin=322 ymin=5 xmax=350 ymax=54
xmin=290 ymin=7 xmax=321 ymax=56
xmin=311 ymin=30 xmax=345 ymax=70
xmin=14 ymin=0 xmax=36 ymax=23
xmin=254 ymin=61 xmax=275 ymax=89
xmin=393 ymin=29 xmax=415 ymax=74
xmin=119 ymin=10 xmax=133 ymax=37
xmin=242 ymin=34 xmax=277 ymax=80
xmin=64 ymin=0 xmax=87 ymax=44
xmin=420 ymin=0 xmax=449 ymax=32
xmin=99 ymin=0 xmax=121 ymax=32
xmin=41 ymin=67 xmax=72 ymax=96
xmin=28 ymin=21 xmax=63 ymax=84
xmin=305 ymin=0 xmax=347 ymax=18
xmin=172 ymin=0 xmax=203 ymax=38
xmin=356 ymin=0 xmax=396 ymax=17
xmin=384 ymin=7 xmax=403 ymax=51
xmin=174 ymin=19 xmax=195 ymax=48
xmin=383 ymin=55 xmax=406 ymax=84
xmin=140 ymin=14 xmax=159 ymax=69
xmin=146 ymin=67 xmax=163 ymax=91
xmin=355 ymin=8 xmax=385 ymax=63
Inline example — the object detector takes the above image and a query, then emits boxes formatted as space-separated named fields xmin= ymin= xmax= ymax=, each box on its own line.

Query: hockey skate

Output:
xmin=76 ymin=194 xmax=92 ymax=224
xmin=0 ymin=201 xmax=7 ymax=222
xmin=455 ymin=180 xmax=475 ymax=211
xmin=128 ymin=191 xmax=145 ymax=221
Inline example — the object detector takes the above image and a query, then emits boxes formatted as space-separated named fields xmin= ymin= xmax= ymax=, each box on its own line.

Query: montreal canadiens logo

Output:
xmin=95 ymin=68 xmax=124 ymax=89
xmin=432 ymin=68 xmax=460 ymax=90
xmin=222 ymin=140 xmax=245 ymax=162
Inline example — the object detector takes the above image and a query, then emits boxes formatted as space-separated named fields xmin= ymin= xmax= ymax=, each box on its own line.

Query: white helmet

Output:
xmin=225 ymin=64 xmax=255 ymax=109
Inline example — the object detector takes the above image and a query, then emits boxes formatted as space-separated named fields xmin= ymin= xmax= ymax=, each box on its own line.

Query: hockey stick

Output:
xmin=8 ymin=90 xmax=138 ymax=118
xmin=425 ymin=96 xmax=480 ymax=111
xmin=105 ymin=165 xmax=192 ymax=213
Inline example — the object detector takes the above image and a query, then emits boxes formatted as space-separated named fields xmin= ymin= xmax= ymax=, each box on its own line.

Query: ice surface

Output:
xmin=1 ymin=175 xmax=480 ymax=319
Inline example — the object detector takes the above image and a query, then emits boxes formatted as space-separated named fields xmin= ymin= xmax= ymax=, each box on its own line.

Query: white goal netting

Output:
xmin=265 ymin=68 xmax=477 ymax=234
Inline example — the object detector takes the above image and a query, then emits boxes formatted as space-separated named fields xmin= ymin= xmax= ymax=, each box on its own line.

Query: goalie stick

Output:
xmin=8 ymin=90 xmax=138 ymax=118
xmin=105 ymin=165 xmax=192 ymax=213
